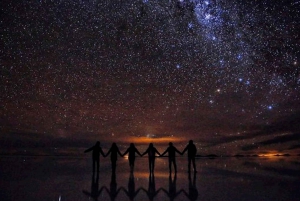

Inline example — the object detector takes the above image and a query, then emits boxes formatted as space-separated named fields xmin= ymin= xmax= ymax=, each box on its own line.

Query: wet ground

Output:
xmin=0 ymin=156 xmax=299 ymax=201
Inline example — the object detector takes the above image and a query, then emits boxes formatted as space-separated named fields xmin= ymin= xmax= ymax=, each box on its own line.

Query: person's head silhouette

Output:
xmin=169 ymin=142 xmax=173 ymax=147
xmin=96 ymin=141 xmax=100 ymax=146
xmin=189 ymin=140 xmax=193 ymax=145
xmin=130 ymin=143 xmax=134 ymax=148
xmin=149 ymin=143 xmax=153 ymax=148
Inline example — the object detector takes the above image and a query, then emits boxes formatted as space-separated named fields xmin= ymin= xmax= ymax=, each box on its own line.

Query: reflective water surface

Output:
xmin=0 ymin=156 xmax=299 ymax=201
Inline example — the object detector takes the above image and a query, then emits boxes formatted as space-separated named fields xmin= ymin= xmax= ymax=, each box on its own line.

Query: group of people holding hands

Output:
xmin=84 ymin=140 xmax=197 ymax=174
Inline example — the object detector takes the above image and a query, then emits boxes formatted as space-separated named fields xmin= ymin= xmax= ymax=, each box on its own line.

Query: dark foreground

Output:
xmin=0 ymin=156 xmax=299 ymax=201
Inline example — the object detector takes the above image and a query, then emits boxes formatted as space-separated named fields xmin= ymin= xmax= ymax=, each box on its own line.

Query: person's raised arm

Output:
xmin=122 ymin=149 xmax=129 ymax=157
xmin=104 ymin=148 xmax=111 ymax=157
xmin=141 ymin=148 xmax=148 ymax=157
xmin=160 ymin=148 xmax=168 ymax=157
xmin=100 ymin=147 xmax=105 ymax=157
xmin=175 ymin=147 xmax=182 ymax=155
xmin=136 ymin=148 xmax=142 ymax=157
xmin=84 ymin=146 xmax=93 ymax=153
xmin=117 ymin=147 xmax=122 ymax=157
xmin=155 ymin=148 xmax=161 ymax=156
xmin=181 ymin=145 xmax=188 ymax=155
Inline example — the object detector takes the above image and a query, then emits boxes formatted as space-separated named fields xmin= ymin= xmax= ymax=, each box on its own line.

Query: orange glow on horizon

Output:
xmin=258 ymin=151 xmax=287 ymax=158
xmin=119 ymin=136 xmax=185 ymax=145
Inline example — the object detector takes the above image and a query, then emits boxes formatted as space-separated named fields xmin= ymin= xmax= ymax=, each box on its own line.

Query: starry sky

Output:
xmin=1 ymin=0 xmax=300 ymax=155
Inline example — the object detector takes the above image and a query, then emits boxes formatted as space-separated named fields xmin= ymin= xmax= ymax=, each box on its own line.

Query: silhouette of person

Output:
xmin=122 ymin=143 xmax=142 ymax=172
xmin=182 ymin=140 xmax=197 ymax=173
xmin=161 ymin=174 xmax=182 ymax=201
xmin=84 ymin=141 xmax=105 ymax=173
xmin=104 ymin=172 xmax=122 ymax=201
xmin=182 ymin=171 xmax=198 ymax=201
xmin=141 ymin=173 xmax=162 ymax=201
xmin=161 ymin=142 xmax=181 ymax=173
xmin=141 ymin=143 xmax=161 ymax=174
xmin=121 ymin=171 xmax=142 ymax=201
xmin=105 ymin=143 xmax=122 ymax=173
xmin=82 ymin=171 xmax=105 ymax=201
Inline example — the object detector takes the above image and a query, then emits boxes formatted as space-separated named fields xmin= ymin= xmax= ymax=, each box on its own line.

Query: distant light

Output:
xmin=268 ymin=105 xmax=273 ymax=110
xmin=176 ymin=64 xmax=181 ymax=69
xmin=238 ymin=78 xmax=243 ymax=82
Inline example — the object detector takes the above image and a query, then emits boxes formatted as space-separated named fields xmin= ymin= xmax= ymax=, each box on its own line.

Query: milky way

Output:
xmin=1 ymin=0 xmax=300 ymax=155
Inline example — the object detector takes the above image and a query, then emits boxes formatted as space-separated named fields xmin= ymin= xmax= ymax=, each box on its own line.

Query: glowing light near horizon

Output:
xmin=258 ymin=152 xmax=287 ymax=158
xmin=121 ymin=136 xmax=184 ymax=144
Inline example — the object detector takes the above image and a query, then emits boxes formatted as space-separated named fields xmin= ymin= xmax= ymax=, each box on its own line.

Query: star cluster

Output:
xmin=1 ymin=0 xmax=300 ymax=154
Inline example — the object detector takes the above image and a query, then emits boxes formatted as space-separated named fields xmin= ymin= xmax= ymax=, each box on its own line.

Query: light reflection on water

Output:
xmin=0 ymin=156 xmax=299 ymax=200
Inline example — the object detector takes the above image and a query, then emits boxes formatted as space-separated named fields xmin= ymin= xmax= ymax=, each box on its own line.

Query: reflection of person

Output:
xmin=82 ymin=172 xmax=105 ymax=201
xmin=141 ymin=173 xmax=162 ymax=201
xmin=104 ymin=172 xmax=122 ymax=201
xmin=122 ymin=143 xmax=142 ymax=172
xmin=182 ymin=171 xmax=198 ymax=201
xmin=161 ymin=174 xmax=182 ymax=201
xmin=121 ymin=171 xmax=142 ymax=201
xmin=182 ymin=140 xmax=197 ymax=173
xmin=161 ymin=142 xmax=182 ymax=173
xmin=105 ymin=143 xmax=122 ymax=173
xmin=141 ymin=143 xmax=161 ymax=174
xmin=84 ymin=141 xmax=105 ymax=173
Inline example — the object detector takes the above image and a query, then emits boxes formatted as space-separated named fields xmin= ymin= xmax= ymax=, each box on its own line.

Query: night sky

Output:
xmin=1 ymin=0 xmax=300 ymax=156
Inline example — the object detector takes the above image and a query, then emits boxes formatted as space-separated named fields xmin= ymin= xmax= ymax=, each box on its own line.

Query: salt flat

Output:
xmin=0 ymin=156 xmax=299 ymax=201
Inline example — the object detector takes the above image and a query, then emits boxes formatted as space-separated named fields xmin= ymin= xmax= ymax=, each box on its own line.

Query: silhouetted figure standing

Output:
xmin=182 ymin=171 xmax=198 ymax=201
xmin=82 ymin=172 xmax=105 ymax=201
xmin=141 ymin=173 xmax=162 ymax=201
xmin=121 ymin=171 xmax=142 ymax=201
xmin=84 ymin=141 xmax=105 ymax=173
xmin=141 ymin=143 xmax=161 ymax=174
xmin=122 ymin=143 xmax=142 ymax=172
xmin=182 ymin=140 xmax=197 ymax=173
xmin=161 ymin=142 xmax=181 ymax=174
xmin=105 ymin=143 xmax=122 ymax=173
